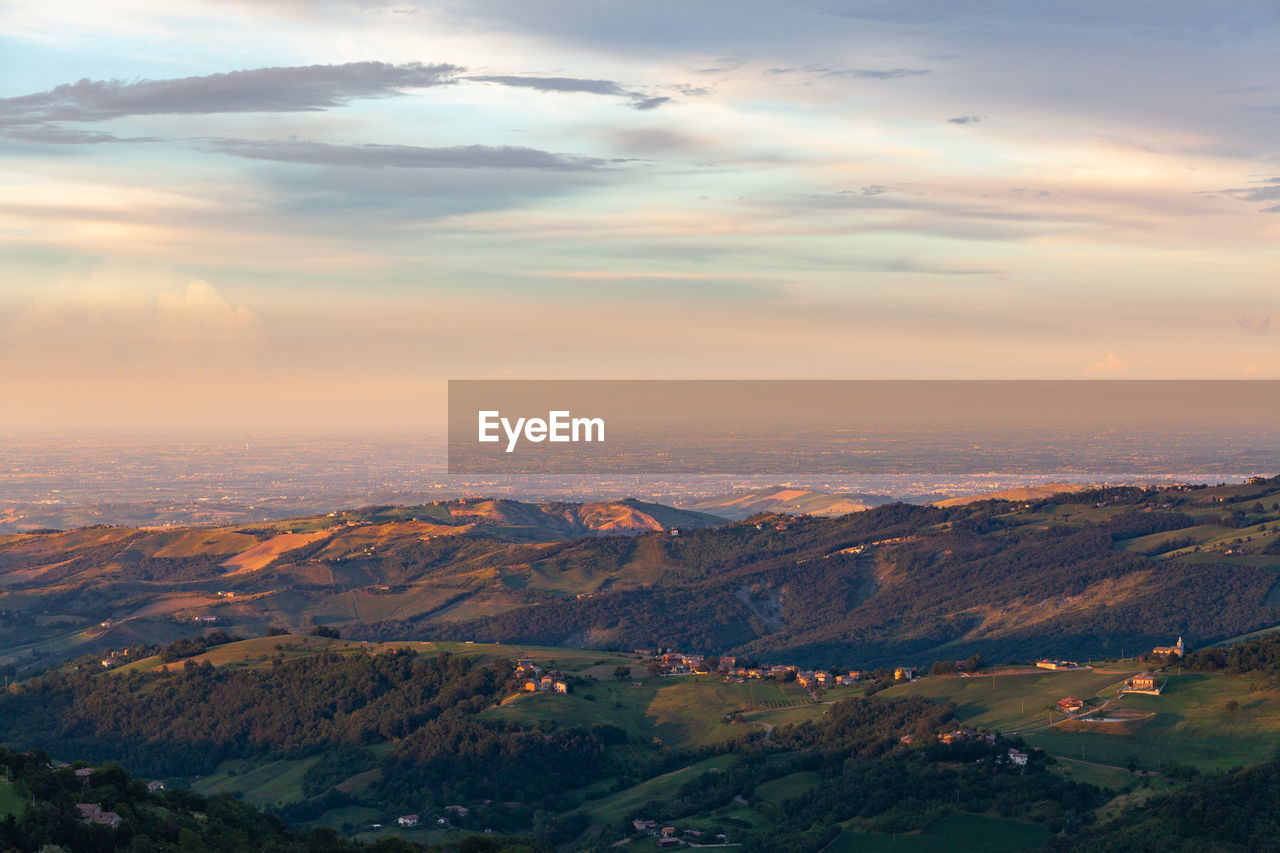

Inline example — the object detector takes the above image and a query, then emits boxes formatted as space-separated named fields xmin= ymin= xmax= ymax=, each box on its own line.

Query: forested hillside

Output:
xmin=3 ymin=478 xmax=1280 ymax=671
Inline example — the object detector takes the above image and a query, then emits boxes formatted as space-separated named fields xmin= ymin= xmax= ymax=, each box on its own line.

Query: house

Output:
xmin=553 ymin=680 xmax=569 ymax=694
xmin=632 ymin=819 xmax=658 ymax=834
xmin=1056 ymin=697 xmax=1084 ymax=714
xmin=1152 ymin=637 xmax=1185 ymax=658
xmin=939 ymin=729 xmax=977 ymax=745
xmin=397 ymin=814 xmax=420 ymax=827
xmin=661 ymin=825 xmax=677 ymax=837
xmin=657 ymin=838 xmax=681 ymax=848
xmin=1125 ymin=672 xmax=1163 ymax=694
xmin=146 ymin=780 xmax=165 ymax=792
xmin=1036 ymin=659 xmax=1080 ymax=671
xmin=1008 ymin=749 xmax=1028 ymax=766
xmin=445 ymin=805 xmax=469 ymax=818
xmin=523 ymin=680 xmax=539 ymax=692
xmin=76 ymin=803 xmax=121 ymax=828
xmin=813 ymin=671 xmax=829 ymax=685
xmin=894 ymin=667 xmax=916 ymax=682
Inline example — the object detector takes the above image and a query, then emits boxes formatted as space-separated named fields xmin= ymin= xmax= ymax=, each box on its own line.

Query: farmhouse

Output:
xmin=1056 ymin=697 xmax=1084 ymax=714
xmin=1036 ymin=659 xmax=1081 ymax=671
xmin=76 ymin=803 xmax=121 ymax=828
xmin=1007 ymin=749 xmax=1028 ymax=766
xmin=1123 ymin=672 xmax=1164 ymax=695
xmin=894 ymin=667 xmax=916 ymax=682
xmin=397 ymin=814 xmax=419 ymax=827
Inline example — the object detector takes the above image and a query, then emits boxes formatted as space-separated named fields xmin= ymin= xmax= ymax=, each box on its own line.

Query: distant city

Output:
xmin=2 ymin=426 xmax=1276 ymax=532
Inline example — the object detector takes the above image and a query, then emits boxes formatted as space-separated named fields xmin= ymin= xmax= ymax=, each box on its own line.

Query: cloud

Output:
xmin=631 ymin=96 xmax=671 ymax=110
xmin=0 ymin=123 xmax=142 ymax=144
xmin=205 ymin=138 xmax=607 ymax=170
xmin=1218 ymin=178 xmax=1280 ymax=212
xmin=947 ymin=115 xmax=986 ymax=124
xmin=155 ymin=280 xmax=261 ymax=347
xmin=0 ymin=62 xmax=462 ymax=126
xmin=816 ymin=67 xmax=930 ymax=80
xmin=465 ymin=75 xmax=628 ymax=96
xmin=1238 ymin=315 xmax=1271 ymax=335
xmin=3 ymin=275 xmax=261 ymax=377
xmin=465 ymin=74 xmax=672 ymax=110
xmin=1088 ymin=352 xmax=1127 ymax=373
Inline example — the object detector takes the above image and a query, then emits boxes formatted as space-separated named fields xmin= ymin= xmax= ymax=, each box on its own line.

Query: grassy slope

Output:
xmin=1024 ymin=672 xmax=1280 ymax=771
xmin=882 ymin=666 xmax=1280 ymax=773
xmin=831 ymin=812 xmax=1049 ymax=853
xmin=879 ymin=668 xmax=1137 ymax=733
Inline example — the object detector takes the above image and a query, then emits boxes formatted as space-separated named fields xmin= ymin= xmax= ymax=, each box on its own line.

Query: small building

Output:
xmin=146 ymin=780 xmax=166 ymax=792
xmin=894 ymin=667 xmax=916 ymax=682
xmin=632 ymin=819 xmax=658 ymax=834
xmin=1036 ymin=659 xmax=1080 ymax=671
xmin=1124 ymin=672 xmax=1163 ymax=695
xmin=553 ymin=680 xmax=569 ymax=694
xmin=1008 ymin=749 xmax=1028 ymax=766
xmin=1056 ymin=697 xmax=1084 ymax=714
xmin=1152 ymin=637 xmax=1185 ymax=658
xmin=76 ymin=803 xmax=121 ymax=828
xmin=445 ymin=805 xmax=469 ymax=818
xmin=397 ymin=814 xmax=420 ymax=827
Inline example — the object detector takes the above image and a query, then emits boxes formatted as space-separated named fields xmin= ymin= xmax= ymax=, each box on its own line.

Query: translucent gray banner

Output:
xmin=447 ymin=380 xmax=1280 ymax=475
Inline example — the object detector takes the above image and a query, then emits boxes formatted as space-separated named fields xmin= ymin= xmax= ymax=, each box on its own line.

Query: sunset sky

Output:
xmin=3 ymin=1 xmax=1279 ymax=429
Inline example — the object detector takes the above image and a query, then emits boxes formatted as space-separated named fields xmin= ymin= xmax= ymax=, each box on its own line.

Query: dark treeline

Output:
xmin=0 ymin=648 xmax=664 ymax=838
xmin=0 ymin=746 xmax=550 ymax=853
xmin=1050 ymin=760 xmax=1280 ymax=853
xmin=1184 ymin=630 xmax=1280 ymax=680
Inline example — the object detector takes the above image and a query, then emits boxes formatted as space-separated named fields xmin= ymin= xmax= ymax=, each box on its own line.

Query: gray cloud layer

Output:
xmin=0 ymin=62 xmax=462 ymax=125
xmin=466 ymin=74 xmax=672 ymax=109
xmin=207 ymin=138 xmax=606 ymax=170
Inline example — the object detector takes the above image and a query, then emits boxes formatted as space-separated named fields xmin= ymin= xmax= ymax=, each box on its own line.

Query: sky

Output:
xmin=2 ymin=0 xmax=1279 ymax=430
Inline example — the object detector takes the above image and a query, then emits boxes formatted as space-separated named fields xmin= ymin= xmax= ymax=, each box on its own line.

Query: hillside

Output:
xmin=680 ymin=486 xmax=889 ymax=520
xmin=11 ymin=633 xmax=1280 ymax=851
xmin=931 ymin=482 xmax=1094 ymax=507
xmin=3 ymin=479 xmax=1280 ymax=672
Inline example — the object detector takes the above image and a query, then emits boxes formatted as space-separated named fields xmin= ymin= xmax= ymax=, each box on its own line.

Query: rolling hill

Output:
xmin=679 ymin=486 xmax=889 ymax=520
xmin=2 ymin=479 xmax=1280 ymax=672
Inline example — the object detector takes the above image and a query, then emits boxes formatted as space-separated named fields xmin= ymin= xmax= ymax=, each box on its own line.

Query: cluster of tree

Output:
xmin=1050 ymin=760 xmax=1280 ymax=852
xmin=156 ymin=631 xmax=240 ymax=663
xmin=0 ymin=746 xmax=550 ymax=852
xmin=0 ymin=648 xmax=506 ymax=777
xmin=1184 ymin=630 xmax=1280 ymax=680
xmin=771 ymin=695 xmax=954 ymax=758
xmin=0 ymin=645 xmax=674 ymax=841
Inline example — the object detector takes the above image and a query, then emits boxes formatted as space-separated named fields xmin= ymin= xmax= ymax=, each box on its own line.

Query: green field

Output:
xmin=189 ymin=756 xmax=318 ymax=807
xmin=482 ymin=673 xmax=812 ymax=749
xmin=754 ymin=770 xmax=823 ymax=804
xmin=831 ymin=812 xmax=1048 ymax=852
xmin=571 ymin=754 xmax=738 ymax=828
xmin=879 ymin=668 xmax=1137 ymax=733
xmin=0 ymin=780 xmax=25 ymax=818
xmin=1025 ymin=672 xmax=1280 ymax=771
